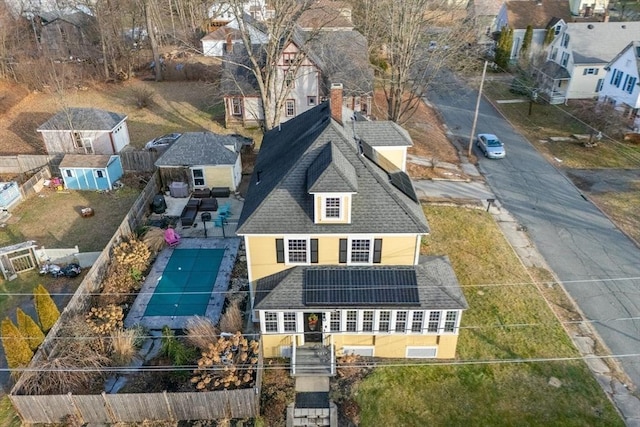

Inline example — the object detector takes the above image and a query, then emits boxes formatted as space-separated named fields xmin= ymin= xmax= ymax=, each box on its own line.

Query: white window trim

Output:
xmin=406 ymin=346 xmax=438 ymax=358
xmin=284 ymin=236 xmax=310 ymax=265
xmin=347 ymin=236 xmax=374 ymax=265
xmin=191 ymin=168 xmax=206 ymax=188
xmin=95 ymin=169 xmax=105 ymax=178
xmin=261 ymin=311 xmax=300 ymax=334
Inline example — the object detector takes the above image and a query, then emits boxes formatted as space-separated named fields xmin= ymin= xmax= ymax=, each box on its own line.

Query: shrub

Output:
xmin=113 ymin=235 xmax=151 ymax=273
xmin=191 ymin=332 xmax=259 ymax=391
xmin=186 ymin=316 xmax=219 ymax=350
xmin=110 ymin=327 xmax=144 ymax=366
xmin=1 ymin=317 xmax=33 ymax=371
xmin=34 ymin=284 xmax=60 ymax=332
xmin=142 ymin=226 xmax=167 ymax=254
xmin=86 ymin=304 xmax=124 ymax=335
xmin=161 ymin=326 xmax=197 ymax=366
xmin=16 ymin=308 xmax=44 ymax=350
xmin=260 ymin=363 xmax=295 ymax=426
xmin=219 ymin=301 xmax=243 ymax=334
xmin=130 ymin=86 xmax=155 ymax=108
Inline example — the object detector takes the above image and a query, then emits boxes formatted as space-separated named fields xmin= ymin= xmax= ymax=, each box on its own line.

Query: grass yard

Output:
xmin=354 ymin=205 xmax=623 ymax=426
xmin=0 ymin=187 xmax=140 ymax=252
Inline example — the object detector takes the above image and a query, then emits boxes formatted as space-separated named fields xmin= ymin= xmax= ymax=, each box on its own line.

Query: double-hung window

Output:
xmin=411 ymin=311 xmax=424 ymax=333
xmin=427 ymin=311 xmax=440 ymax=333
xmin=264 ymin=312 xmax=278 ymax=332
xmin=444 ymin=311 xmax=458 ymax=333
xmin=612 ymin=69 xmax=623 ymax=87
xmin=395 ymin=311 xmax=408 ymax=333
xmin=346 ymin=310 xmax=358 ymax=332
xmin=625 ymin=76 xmax=637 ymax=94
xmin=378 ymin=311 xmax=391 ymax=332
xmin=287 ymin=238 xmax=308 ymax=264
xmin=283 ymin=313 xmax=297 ymax=332
xmin=95 ymin=170 xmax=104 ymax=178
xmin=362 ymin=311 xmax=374 ymax=332
xmin=323 ymin=197 xmax=341 ymax=219
xmin=285 ymin=100 xmax=296 ymax=117
xmin=231 ymin=98 xmax=242 ymax=116
xmin=560 ymin=52 xmax=569 ymax=67
xmin=330 ymin=311 xmax=341 ymax=332
xmin=350 ymin=239 xmax=371 ymax=263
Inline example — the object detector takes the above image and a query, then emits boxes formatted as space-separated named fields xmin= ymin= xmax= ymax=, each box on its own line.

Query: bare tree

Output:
xmin=225 ymin=0 xmax=354 ymax=131
xmin=351 ymin=0 xmax=476 ymax=123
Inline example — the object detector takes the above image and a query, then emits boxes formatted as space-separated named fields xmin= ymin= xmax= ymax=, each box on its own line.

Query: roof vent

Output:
xmin=587 ymin=24 xmax=594 ymax=29
xmin=621 ymin=25 xmax=626 ymax=29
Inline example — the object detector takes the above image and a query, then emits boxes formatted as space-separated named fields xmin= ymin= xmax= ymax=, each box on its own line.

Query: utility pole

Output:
xmin=468 ymin=60 xmax=488 ymax=156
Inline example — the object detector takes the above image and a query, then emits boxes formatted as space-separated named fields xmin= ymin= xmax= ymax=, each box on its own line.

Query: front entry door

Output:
xmin=304 ymin=313 xmax=322 ymax=343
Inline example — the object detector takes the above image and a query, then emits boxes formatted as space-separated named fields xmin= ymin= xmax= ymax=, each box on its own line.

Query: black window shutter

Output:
xmin=373 ymin=239 xmax=383 ymax=263
xmin=311 ymin=239 xmax=318 ymax=263
xmin=339 ymin=239 xmax=347 ymax=263
xmin=276 ymin=239 xmax=284 ymax=263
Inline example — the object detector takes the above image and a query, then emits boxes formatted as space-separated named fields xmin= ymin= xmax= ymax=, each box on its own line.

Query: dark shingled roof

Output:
xmin=59 ymin=154 xmax=115 ymax=168
xmin=155 ymin=132 xmax=240 ymax=167
xmin=37 ymin=108 xmax=127 ymax=131
xmin=505 ymin=0 xmax=571 ymax=30
xmin=307 ymin=142 xmax=358 ymax=193
xmin=354 ymin=121 xmax=413 ymax=147
xmin=236 ymin=101 xmax=428 ymax=235
xmin=254 ymin=257 xmax=468 ymax=311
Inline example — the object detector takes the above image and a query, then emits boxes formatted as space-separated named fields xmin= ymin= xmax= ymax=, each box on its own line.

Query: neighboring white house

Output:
xmin=598 ymin=41 xmax=640 ymax=131
xmin=467 ymin=0 xmax=504 ymax=47
xmin=569 ymin=0 xmax=609 ymax=17
xmin=207 ymin=0 xmax=272 ymax=25
xmin=535 ymin=22 xmax=640 ymax=104
xmin=494 ymin=0 xmax=570 ymax=60
xmin=201 ymin=18 xmax=267 ymax=57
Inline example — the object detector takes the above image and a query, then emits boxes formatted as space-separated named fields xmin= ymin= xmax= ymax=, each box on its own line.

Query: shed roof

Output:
xmin=37 ymin=108 xmax=127 ymax=132
xmin=154 ymin=132 xmax=241 ymax=167
xmin=59 ymin=154 xmax=116 ymax=168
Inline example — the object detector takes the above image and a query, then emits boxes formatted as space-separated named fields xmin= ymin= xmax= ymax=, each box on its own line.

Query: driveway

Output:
xmin=427 ymin=71 xmax=640 ymax=396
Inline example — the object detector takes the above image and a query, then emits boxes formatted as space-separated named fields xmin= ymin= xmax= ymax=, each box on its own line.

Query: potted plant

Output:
xmin=307 ymin=313 xmax=318 ymax=330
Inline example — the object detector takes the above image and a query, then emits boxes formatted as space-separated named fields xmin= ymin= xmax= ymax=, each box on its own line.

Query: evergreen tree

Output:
xmin=1 ymin=317 xmax=34 ymax=370
xmin=544 ymin=27 xmax=555 ymax=46
xmin=521 ymin=25 xmax=533 ymax=56
xmin=16 ymin=308 xmax=45 ymax=351
xmin=495 ymin=26 xmax=514 ymax=70
xmin=34 ymin=284 xmax=60 ymax=332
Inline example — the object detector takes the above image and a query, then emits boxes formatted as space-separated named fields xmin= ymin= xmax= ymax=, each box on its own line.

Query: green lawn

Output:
xmin=355 ymin=205 xmax=623 ymax=426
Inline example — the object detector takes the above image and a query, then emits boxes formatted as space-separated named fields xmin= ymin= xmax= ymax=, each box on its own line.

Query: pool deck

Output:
xmin=124 ymin=237 xmax=241 ymax=330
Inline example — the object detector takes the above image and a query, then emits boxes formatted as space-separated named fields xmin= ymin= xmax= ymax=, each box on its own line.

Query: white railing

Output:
xmin=291 ymin=336 xmax=297 ymax=376
xmin=322 ymin=334 xmax=336 ymax=376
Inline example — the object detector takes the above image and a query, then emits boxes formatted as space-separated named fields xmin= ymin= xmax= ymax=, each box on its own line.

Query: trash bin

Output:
xmin=152 ymin=194 xmax=167 ymax=214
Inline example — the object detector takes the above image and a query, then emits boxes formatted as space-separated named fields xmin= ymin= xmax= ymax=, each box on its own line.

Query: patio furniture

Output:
xmin=211 ymin=187 xmax=231 ymax=198
xmin=217 ymin=201 xmax=232 ymax=218
xmin=169 ymin=181 xmax=189 ymax=198
xmin=199 ymin=197 xmax=218 ymax=211
xmin=180 ymin=199 xmax=200 ymax=227
xmin=164 ymin=228 xmax=181 ymax=247
xmin=192 ymin=188 xmax=211 ymax=198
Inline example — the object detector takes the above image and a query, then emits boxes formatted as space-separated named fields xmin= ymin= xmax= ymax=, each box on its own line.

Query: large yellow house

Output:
xmin=236 ymin=89 xmax=467 ymax=373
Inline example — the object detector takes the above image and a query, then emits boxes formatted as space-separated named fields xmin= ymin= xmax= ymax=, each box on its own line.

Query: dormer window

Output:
xmin=323 ymin=197 xmax=341 ymax=219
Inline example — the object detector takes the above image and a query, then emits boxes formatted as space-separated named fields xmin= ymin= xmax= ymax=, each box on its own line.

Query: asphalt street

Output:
xmin=427 ymin=73 xmax=640 ymax=394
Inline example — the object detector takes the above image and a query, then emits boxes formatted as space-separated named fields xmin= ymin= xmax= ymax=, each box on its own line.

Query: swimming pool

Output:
xmin=144 ymin=248 xmax=225 ymax=317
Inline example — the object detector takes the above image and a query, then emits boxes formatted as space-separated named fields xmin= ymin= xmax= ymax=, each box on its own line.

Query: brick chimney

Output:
xmin=330 ymin=83 xmax=343 ymax=124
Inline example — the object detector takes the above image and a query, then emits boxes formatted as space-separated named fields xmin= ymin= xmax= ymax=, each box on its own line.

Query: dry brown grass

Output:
xmin=185 ymin=316 xmax=219 ymax=350
xmin=218 ymin=301 xmax=243 ymax=334
xmin=142 ymin=226 xmax=167 ymax=255
xmin=110 ymin=328 xmax=140 ymax=366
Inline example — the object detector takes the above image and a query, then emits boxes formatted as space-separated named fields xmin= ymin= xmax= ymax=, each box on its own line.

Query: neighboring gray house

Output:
xmin=155 ymin=132 xmax=246 ymax=192
xmin=37 ymin=108 xmax=130 ymax=155
xmin=33 ymin=10 xmax=100 ymax=60
xmin=536 ymin=22 xmax=640 ymax=103
xmin=494 ymin=0 xmax=571 ymax=60
xmin=467 ymin=0 xmax=505 ymax=47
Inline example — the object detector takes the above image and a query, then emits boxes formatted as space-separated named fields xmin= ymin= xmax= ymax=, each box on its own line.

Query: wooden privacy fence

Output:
xmin=10 ymin=170 xmax=263 ymax=423
xmin=10 ymin=387 xmax=261 ymax=424
xmin=0 ymin=151 xmax=159 ymax=176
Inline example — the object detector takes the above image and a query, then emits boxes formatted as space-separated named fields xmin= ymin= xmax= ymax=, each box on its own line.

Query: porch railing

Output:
xmin=323 ymin=334 xmax=336 ymax=376
xmin=291 ymin=336 xmax=297 ymax=376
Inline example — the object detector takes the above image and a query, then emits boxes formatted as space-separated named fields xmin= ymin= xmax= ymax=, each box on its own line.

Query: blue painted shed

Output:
xmin=59 ymin=154 xmax=123 ymax=191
